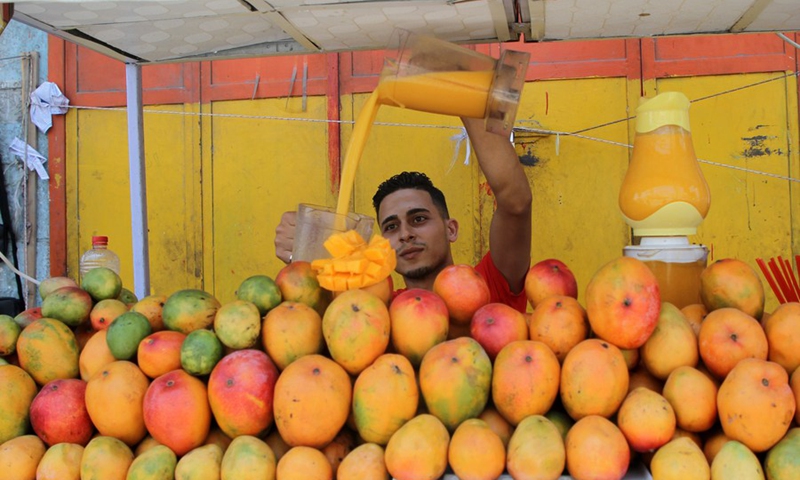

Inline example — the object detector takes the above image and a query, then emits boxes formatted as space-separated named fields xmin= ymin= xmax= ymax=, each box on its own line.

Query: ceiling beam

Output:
xmin=731 ymin=0 xmax=773 ymax=32
xmin=526 ymin=0 xmax=545 ymax=41
xmin=488 ymin=0 xmax=513 ymax=42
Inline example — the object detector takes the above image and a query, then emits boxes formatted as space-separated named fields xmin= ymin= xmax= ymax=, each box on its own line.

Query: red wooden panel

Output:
xmin=340 ymin=37 xmax=642 ymax=94
xmin=66 ymin=44 xmax=199 ymax=106
xmin=339 ymin=50 xmax=384 ymax=94
xmin=202 ymin=54 xmax=328 ymax=101
xmin=48 ymin=36 xmax=67 ymax=277
xmin=513 ymin=38 xmax=640 ymax=80
xmin=642 ymin=33 xmax=794 ymax=79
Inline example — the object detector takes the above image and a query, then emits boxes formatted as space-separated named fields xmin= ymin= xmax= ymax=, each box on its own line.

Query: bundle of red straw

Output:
xmin=756 ymin=255 xmax=800 ymax=304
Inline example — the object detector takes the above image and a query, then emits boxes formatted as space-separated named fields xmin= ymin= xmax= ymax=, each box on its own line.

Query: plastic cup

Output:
xmin=291 ymin=204 xmax=375 ymax=263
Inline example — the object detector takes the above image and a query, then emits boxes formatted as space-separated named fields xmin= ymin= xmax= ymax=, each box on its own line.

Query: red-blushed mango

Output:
xmin=710 ymin=440 xmax=764 ymax=480
xmin=492 ymin=340 xmax=560 ymax=425
xmin=207 ymin=349 xmax=279 ymax=439
xmin=352 ymin=353 xmax=418 ymax=445
xmin=273 ymin=354 xmax=351 ymax=448
xmin=35 ymin=442 xmax=84 ymax=480
xmin=649 ymin=436 xmax=710 ymax=480
xmin=337 ymin=443 xmax=387 ymax=480
xmin=79 ymin=435 xmax=133 ymax=480
xmin=419 ymin=337 xmax=492 ymax=431
xmin=700 ymin=258 xmax=765 ymax=320
xmin=214 ymin=300 xmax=262 ymax=350
xmin=85 ymin=360 xmax=149 ymax=447
xmin=275 ymin=261 xmax=331 ymax=317
xmin=565 ymin=415 xmax=630 ymax=480
xmin=470 ymin=303 xmax=529 ymax=361
xmin=506 ymin=414 xmax=565 ymax=480
xmin=41 ymin=286 xmax=93 ymax=327
xmin=448 ymin=418 xmax=505 ymax=480
xmin=560 ymin=338 xmax=629 ymax=420
xmin=143 ymin=368 xmax=211 ymax=456
xmin=16 ymin=317 xmax=80 ymax=385
xmin=0 ymin=434 xmax=46 ymax=480
xmin=528 ymin=295 xmax=589 ymax=362
xmin=0 ymin=364 xmax=37 ymax=444
xmin=14 ymin=306 xmax=42 ymax=329
xmin=30 ymin=378 xmax=93 ymax=446
xmin=384 ymin=414 xmax=450 ymax=480
xmin=276 ymin=446 xmax=330 ymax=480
xmin=261 ymin=301 xmax=324 ymax=371
xmin=640 ymin=302 xmax=699 ymax=380
xmin=524 ymin=258 xmax=579 ymax=309
xmin=433 ymin=264 xmax=491 ymax=326
xmin=764 ymin=427 xmax=800 ymax=480
xmin=162 ymin=289 xmax=221 ymax=334
xmin=131 ymin=294 xmax=168 ymax=332
xmin=137 ymin=330 xmax=186 ymax=379
xmin=717 ymin=358 xmax=795 ymax=453
xmin=617 ymin=387 xmax=676 ymax=452
xmin=322 ymin=289 xmax=390 ymax=375
xmin=89 ymin=298 xmax=128 ymax=331
xmin=585 ymin=256 xmax=661 ymax=349
xmin=698 ymin=307 xmax=768 ymax=379
xmin=220 ymin=435 xmax=277 ymax=480
xmin=175 ymin=443 xmax=223 ymax=480
xmin=126 ymin=444 xmax=176 ymax=480
xmin=389 ymin=288 xmax=449 ymax=367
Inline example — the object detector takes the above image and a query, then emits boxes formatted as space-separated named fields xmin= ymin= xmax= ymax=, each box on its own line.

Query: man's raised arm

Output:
xmin=462 ymin=117 xmax=532 ymax=293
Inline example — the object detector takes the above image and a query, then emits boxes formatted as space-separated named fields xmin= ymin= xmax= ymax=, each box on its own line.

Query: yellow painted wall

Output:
xmin=66 ymin=71 xmax=798 ymax=312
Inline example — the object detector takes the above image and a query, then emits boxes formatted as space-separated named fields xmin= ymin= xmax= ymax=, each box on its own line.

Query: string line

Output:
xmin=65 ymin=102 xmax=799 ymax=184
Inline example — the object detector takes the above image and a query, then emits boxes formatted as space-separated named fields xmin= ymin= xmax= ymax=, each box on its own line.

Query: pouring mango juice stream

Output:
xmin=334 ymin=70 xmax=496 ymax=224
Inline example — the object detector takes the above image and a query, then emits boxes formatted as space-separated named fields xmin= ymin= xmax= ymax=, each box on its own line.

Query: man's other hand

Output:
xmin=275 ymin=211 xmax=297 ymax=264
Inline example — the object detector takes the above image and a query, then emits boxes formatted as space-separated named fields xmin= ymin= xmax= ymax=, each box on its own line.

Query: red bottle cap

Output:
xmin=92 ymin=236 xmax=108 ymax=246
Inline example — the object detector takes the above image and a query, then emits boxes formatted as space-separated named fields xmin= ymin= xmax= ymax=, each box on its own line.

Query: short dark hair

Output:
xmin=372 ymin=171 xmax=450 ymax=219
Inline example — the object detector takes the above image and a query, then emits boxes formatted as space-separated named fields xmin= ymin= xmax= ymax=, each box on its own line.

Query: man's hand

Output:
xmin=274 ymin=211 xmax=297 ymax=264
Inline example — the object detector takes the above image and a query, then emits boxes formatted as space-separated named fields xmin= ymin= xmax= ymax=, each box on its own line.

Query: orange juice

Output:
xmin=642 ymin=258 xmax=706 ymax=309
xmin=335 ymin=90 xmax=381 ymax=219
xmin=377 ymin=70 xmax=494 ymax=119
xmin=619 ymin=124 xmax=711 ymax=221
xmin=623 ymin=237 xmax=708 ymax=309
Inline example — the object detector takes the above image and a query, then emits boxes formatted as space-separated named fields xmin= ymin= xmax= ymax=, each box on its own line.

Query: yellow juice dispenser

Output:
xmin=619 ymin=92 xmax=711 ymax=308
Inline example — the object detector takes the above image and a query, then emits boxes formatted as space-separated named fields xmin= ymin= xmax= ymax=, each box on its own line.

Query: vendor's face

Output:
xmin=377 ymin=189 xmax=457 ymax=282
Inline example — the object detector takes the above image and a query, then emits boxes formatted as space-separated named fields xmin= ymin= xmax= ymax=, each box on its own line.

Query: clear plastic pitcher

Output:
xmin=291 ymin=204 xmax=375 ymax=263
xmin=378 ymin=29 xmax=529 ymax=136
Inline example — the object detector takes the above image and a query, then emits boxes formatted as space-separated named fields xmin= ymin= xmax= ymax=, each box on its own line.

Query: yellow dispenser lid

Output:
xmin=636 ymin=92 xmax=692 ymax=133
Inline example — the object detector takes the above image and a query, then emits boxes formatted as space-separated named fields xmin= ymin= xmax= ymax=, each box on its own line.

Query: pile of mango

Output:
xmin=0 ymin=233 xmax=799 ymax=480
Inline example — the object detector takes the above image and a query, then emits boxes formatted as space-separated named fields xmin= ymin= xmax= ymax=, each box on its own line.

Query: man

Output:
xmin=274 ymin=117 xmax=532 ymax=311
